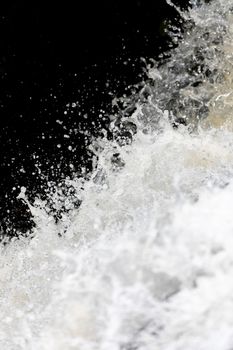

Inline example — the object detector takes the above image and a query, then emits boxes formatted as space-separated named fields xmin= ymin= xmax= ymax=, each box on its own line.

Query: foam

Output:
xmin=1 ymin=0 xmax=233 ymax=349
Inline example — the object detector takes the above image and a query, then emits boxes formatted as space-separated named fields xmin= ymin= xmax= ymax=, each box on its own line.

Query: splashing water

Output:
xmin=2 ymin=0 xmax=233 ymax=349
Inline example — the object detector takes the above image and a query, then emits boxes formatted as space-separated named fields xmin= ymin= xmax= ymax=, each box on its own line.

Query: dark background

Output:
xmin=0 ymin=0 xmax=189 ymax=237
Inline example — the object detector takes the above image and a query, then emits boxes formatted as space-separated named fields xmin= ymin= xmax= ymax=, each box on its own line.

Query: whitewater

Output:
xmin=1 ymin=0 xmax=233 ymax=349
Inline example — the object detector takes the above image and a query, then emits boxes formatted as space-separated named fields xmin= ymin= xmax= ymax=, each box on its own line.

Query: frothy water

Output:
xmin=2 ymin=0 xmax=233 ymax=349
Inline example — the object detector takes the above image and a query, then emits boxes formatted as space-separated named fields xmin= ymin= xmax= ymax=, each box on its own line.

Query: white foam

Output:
xmin=2 ymin=0 xmax=233 ymax=349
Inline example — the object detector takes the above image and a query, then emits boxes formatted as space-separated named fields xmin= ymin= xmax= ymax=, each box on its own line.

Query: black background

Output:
xmin=0 ymin=0 xmax=189 ymax=236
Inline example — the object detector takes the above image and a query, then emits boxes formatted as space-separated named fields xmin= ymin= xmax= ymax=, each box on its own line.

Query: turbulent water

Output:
xmin=2 ymin=0 xmax=233 ymax=349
